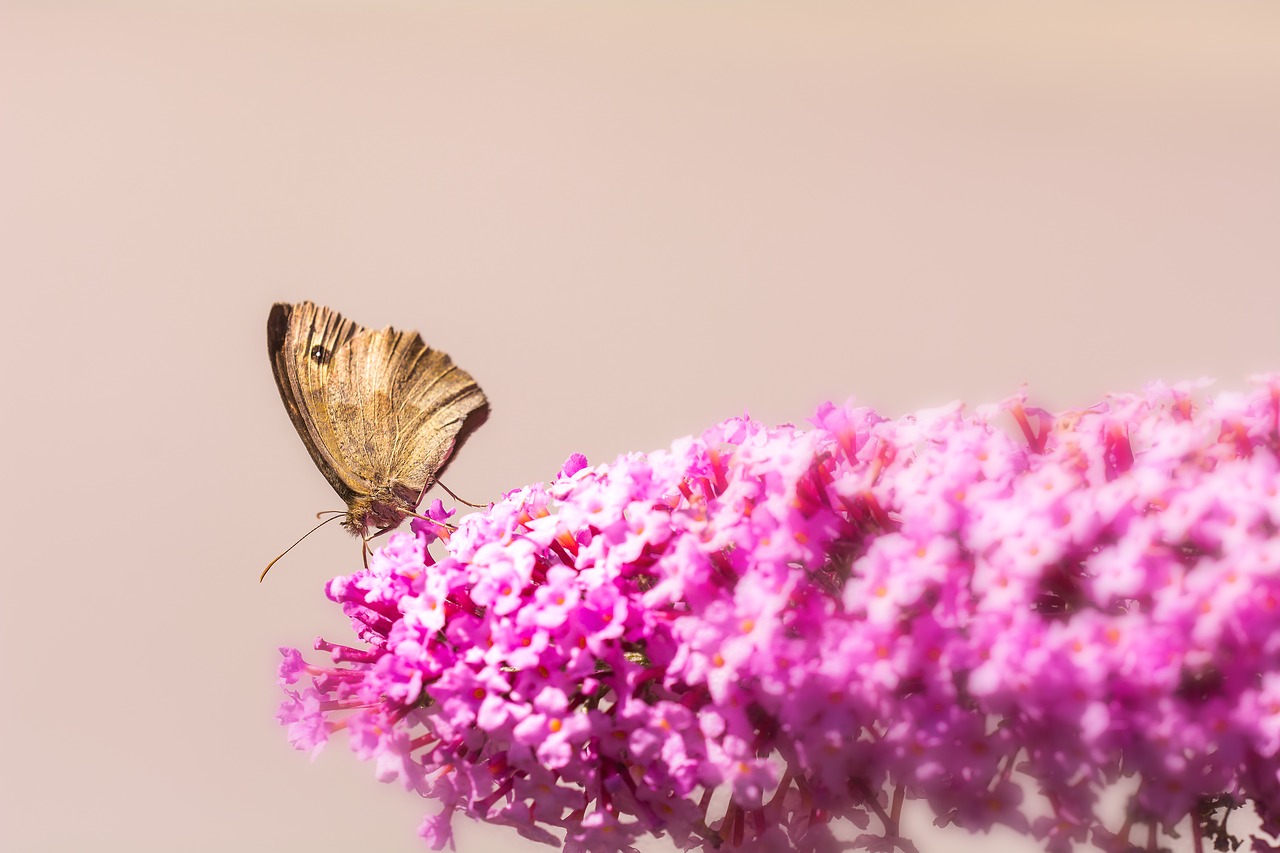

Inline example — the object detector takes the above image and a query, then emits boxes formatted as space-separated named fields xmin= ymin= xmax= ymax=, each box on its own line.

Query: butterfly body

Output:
xmin=268 ymin=301 xmax=488 ymax=538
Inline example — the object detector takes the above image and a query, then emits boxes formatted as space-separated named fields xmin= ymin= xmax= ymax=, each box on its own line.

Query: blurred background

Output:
xmin=3 ymin=2 xmax=1278 ymax=851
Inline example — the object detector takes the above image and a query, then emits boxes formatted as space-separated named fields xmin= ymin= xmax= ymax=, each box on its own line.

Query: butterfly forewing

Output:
xmin=268 ymin=302 xmax=365 ymax=504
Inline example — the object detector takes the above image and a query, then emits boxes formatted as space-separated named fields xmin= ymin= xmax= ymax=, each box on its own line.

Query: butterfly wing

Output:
xmin=268 ymin=302 xmax=371 ymax=506
xmin=328 ymin=323 xmax=489 ymax=503
xmin=268 ymin=301 xmax=489 ymax=514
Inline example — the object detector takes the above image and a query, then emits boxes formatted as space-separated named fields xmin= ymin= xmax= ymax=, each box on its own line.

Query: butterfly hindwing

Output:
xmin=325 ymin=326 xmax=487 ymax=497
xmin=381 ymin=334 xmax=488 ymax=491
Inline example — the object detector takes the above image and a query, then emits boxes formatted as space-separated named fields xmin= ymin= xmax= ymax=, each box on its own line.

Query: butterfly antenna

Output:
xmin=260 ymin=513 xmax=345 ymax=582
xmin=436 ymin=478 xmax=487 ymax=509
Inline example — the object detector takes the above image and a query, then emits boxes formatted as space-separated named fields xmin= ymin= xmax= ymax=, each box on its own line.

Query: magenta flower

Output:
xmin=277 ymin=377 xmax=1280 ymax=852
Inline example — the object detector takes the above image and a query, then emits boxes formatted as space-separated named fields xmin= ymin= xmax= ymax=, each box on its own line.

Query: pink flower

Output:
xmin=276 ymin=687 xmax=329 ymax=757
xmin=511 ymin=687 xmax=593 ymax=770
xmin=277 ymin=376 xmax=1280 ymax=852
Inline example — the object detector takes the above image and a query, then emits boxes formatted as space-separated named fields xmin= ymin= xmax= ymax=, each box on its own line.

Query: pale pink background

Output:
xmin=3 ymin=2 xmax=1279 ymax=851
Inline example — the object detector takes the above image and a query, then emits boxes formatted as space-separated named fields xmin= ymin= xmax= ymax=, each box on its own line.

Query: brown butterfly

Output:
xmin=263 ymin=302 xmax=489 ymax=578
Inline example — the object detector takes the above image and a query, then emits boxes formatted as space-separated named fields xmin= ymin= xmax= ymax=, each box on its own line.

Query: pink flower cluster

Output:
xmin=278 ymin=378 xmax=1280 ymax=852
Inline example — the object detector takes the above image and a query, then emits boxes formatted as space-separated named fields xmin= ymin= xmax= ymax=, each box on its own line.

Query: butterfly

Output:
xmin=263 ymin=301 xmax=488 ymax=577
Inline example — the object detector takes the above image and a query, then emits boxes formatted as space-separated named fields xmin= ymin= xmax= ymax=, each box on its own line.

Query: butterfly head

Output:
xmin=343 ymin=483 xmax=420 ymax=537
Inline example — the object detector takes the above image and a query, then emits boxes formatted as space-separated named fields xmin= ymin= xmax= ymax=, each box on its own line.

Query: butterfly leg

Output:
xmin=361 ymin=525 xmax=400 ymax=567
xmin=435 ymin=478 xmax=487 ymax=509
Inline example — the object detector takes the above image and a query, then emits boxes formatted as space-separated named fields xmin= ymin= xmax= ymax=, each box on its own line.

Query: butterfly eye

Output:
xmin=310 ymin=345 xmax=329 ymax=364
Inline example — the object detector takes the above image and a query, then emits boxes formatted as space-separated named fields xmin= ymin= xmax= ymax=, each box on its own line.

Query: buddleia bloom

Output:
xmin=278 ymin=377 xmax=1280 ymax=852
